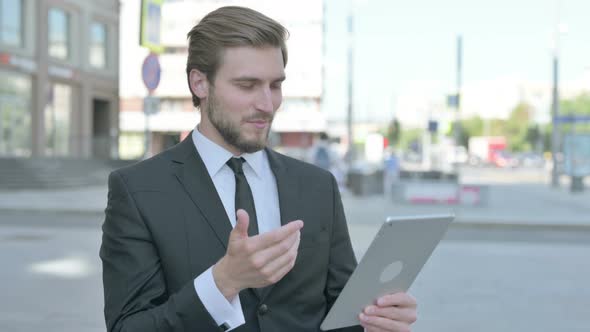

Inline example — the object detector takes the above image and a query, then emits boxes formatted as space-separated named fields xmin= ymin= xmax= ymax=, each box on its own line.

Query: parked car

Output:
xmin=492 ymin=151 xmax=518 ymax=168
xmin=516 ymin=152 xmax=546 ymax=168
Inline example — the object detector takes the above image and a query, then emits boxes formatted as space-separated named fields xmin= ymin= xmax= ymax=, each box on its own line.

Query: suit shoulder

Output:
xmin=270 ymin=150 xmax=334 ymax=179
xmin=110 ymin=150 xmax=174 ymax=188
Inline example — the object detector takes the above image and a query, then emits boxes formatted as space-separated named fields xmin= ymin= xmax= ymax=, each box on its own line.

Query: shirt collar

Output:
xmin=192 ymin=126 xmax=265 ymax=178
xmin=241 ymin=150 xmax=265 ymax=179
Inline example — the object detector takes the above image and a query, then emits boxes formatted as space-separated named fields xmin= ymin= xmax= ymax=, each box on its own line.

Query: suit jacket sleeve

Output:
xmin=325 ymin=174 xmax=364 ymax=332
xmin=100 ymin=170 xmax=222 ymax=332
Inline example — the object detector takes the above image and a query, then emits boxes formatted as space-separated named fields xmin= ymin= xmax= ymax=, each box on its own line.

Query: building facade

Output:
xmin=0 ymin=0 xmax=120 ymax=159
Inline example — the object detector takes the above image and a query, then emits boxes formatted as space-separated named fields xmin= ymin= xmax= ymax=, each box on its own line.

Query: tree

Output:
xmin=489 ymin=119 xmax=507 ymax=137
xmin=560 ymin=93 xmax=590 ymax=133
xmin=459 ymin=116 xmax=484 ymax=147
xmin=399 ymin=128 xmax=422 ymax=151
xmin=561 ymin=93 xmax=590 ymax=115
xmin=505 ymin=102 xmax=533 ymax=151
xmin=526 ymin=124 xmax=542 ymax=152
xmin=386 ymin=118 xmax=401 ymax=147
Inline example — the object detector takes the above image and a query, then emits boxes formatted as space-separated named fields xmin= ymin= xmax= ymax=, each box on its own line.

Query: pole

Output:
xmin=143 ymin=92 xmax=153 ymax=159
xmin=455 ymin=35 xmax=462 ymax=146
xmin=457 ymin=35 xmax=462 ymax=100
xmin=550 ymin=0 xmax=561 ymax=188
xmin=551 ymin=53 xmax=560 ymax=187
xmin=346 ymin=11 xmax=354 ymax=165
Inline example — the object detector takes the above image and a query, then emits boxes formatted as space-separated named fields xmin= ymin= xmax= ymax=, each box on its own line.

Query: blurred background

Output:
xmin=1 ymin=0 xmax=589 ymax=331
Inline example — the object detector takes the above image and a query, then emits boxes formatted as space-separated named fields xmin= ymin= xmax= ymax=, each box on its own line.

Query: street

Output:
xmin=0 ymin=214 xmax=104 ymax=332
xmin=1 ymin=210 xmax=589 ymax=332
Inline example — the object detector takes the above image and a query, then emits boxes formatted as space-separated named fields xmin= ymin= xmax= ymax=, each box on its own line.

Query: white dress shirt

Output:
xmin=191 ymin=127 xmax=281 ymax=331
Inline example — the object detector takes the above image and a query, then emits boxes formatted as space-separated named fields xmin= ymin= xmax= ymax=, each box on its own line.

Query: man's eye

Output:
xmin=271 ymin=83 xmax=282 ymax=89
xmin=238 ymin=83 xmax=255 ymax=89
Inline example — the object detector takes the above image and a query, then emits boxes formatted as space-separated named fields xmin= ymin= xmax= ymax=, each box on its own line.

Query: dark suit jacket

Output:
xmin=100 ymin=134 xmax=363 ymax=332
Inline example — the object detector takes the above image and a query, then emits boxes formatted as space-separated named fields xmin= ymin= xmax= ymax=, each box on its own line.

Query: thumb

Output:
xmin=233 ymin=209 xmax=250 ymax=238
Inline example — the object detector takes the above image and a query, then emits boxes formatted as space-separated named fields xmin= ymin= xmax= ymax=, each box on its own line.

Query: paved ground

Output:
xmin=342 ymin=183 xmax=590 ymax=229
xmin=0 ymin=186 xmax=108 ymax=214
xmin=1 ymin=212 xmax=589 ymax=332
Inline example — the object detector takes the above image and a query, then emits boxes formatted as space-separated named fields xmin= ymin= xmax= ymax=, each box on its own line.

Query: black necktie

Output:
xmin=226 ymin=157 xmax=259 ymax=236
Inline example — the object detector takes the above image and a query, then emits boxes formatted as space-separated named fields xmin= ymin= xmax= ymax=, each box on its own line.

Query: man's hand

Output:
xmin=212 ymin=209 xmax=303 ymax=300
xmin=359 ymin=292 xmax=417 ymax=332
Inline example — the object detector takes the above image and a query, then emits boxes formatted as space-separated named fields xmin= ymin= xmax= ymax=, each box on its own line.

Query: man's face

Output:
xmin=200 ymin=46 xmax=285 ymax=154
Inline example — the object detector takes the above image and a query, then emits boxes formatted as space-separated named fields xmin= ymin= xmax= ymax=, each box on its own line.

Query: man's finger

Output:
xmin=233 ymin=209 xmax=250 ymax=238
xmin=265 ymin=236 xmax=300 ymax=284
xmin=253 ymin=233 xmax=299 ymax=276
xmin=250 ymin=219 xmax=303 ymax=251
xmin=363 ymin=305 xmax=417 ymax=323
xmin=256 ymin=229 xmax=300 ymax=265
xmin=259 ymin=231 xmax=300 ymax=279
xmin=376 ymin=292 xmax=417 ymax=308
xmin=359 ymin=313 xmax=408 ymax=332
xmin=360 ymin=322 xmax=388 ymax=332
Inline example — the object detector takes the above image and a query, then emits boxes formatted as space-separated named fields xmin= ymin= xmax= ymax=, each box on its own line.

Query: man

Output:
xmin=100 ymin=6 xmax=417 ymax=332
xmin=309 ymin=132 xmax=334 ymax=171
xmin=383 ymin=147 xmax=400 ymax=197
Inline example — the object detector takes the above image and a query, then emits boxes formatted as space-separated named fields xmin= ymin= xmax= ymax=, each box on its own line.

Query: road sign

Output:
xmin=447 ymin=94 xmax=460 ymax=108
xmin=142 ymin=53 xmax=161 ymax=92
xmin=564 ymin=134 xmax=590 ymax=176
xmin=428 ymin=120 xmax=438 ymax=133
xmin=139 ymin=0 xmax=164 ymax=54
xmin=554 ymin=115 xmax=590 ymax=124
xmin=143 ymin=96 xmax=160 ymax=115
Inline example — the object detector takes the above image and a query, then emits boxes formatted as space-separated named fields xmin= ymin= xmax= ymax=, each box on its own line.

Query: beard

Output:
xmin=205 ymin=90 xmax=274 ymax=153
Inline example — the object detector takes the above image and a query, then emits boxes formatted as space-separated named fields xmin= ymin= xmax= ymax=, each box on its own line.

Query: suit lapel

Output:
xmin=259 ymin=148 xmax=301 ymax=301
xmin=170 ymin=134 xmax=232 ymax=250
xmin=266 ymin=148 xmax=301 ymax=227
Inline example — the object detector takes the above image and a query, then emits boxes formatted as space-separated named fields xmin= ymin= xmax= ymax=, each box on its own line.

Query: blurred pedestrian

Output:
xmin=383 ymin=147 xmax=400 ymax=197
xmin=308 ymin=132 xmax=348 ymax=192
xmin=308 ymin=132 xmax=333 ymax=170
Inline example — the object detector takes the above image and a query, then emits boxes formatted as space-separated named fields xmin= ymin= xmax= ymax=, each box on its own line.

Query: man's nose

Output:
xmin=255 ymin=87 xmax=273 ymax=113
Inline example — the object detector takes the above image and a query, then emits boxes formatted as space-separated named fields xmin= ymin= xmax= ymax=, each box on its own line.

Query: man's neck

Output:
xmin=196 ymin=124 xmax=242 ymax=156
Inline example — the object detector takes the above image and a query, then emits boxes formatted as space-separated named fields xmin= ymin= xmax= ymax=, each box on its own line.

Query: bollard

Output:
xmin=570 ymin=176 xmax=585 ymax=193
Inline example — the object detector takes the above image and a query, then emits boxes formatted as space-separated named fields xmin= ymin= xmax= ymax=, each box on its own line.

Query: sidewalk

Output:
xmin=0 ymin=183 xmax=589 ymax=229
xmin=0 ymin=186 xmax=107 ymax=215
xmin=341 ymin=183 xmax=590 ymax=230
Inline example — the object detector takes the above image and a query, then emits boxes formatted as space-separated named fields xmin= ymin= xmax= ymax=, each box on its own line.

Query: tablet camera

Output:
xmin=379 ymin=260 xmax=404 ymax=283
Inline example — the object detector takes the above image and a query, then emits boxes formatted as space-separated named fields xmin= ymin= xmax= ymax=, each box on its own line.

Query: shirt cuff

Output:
xmin=194 ymin=266 xmax=245 ymax=331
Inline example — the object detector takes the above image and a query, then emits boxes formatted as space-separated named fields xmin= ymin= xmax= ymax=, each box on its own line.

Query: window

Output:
xmin=0 ymin=0 xmax=23 ymax=47
xmin=44 ymin=83 xmax=72 ymax=156
xmin=0 ymin=69 xmax=31 ymax=157
xmin=48 ymin=8 xmax=70 ymax=60
xmin=90 ymin=21 xmax=107 ymax=68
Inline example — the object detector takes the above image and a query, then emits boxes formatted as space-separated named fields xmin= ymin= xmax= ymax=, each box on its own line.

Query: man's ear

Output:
xmin=189 ymin=69 xmax=209 ymax=99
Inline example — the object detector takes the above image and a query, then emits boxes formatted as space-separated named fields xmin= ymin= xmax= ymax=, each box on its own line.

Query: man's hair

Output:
xmin=186 ymin=6 xmax=289 ymax=108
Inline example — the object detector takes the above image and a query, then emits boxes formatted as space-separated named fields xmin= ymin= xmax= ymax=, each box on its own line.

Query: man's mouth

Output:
xmin=244 ymin=116 xmax=272 ymax=129
xmin=249 ymin=120 xmax=268 ymax=129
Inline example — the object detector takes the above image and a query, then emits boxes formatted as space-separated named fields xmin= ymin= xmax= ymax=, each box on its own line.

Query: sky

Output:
xmin=323 ymin=0 xmax=590 ymax=124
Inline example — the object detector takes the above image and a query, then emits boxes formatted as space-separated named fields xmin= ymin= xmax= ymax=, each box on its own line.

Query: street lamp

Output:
xmin=550 ymin=19 xmax=567 ymax=188
xmin=454 ymin=34 xmax=463 ymax=147
xmin=550 ymin=39 xmax=560 ymax=187
xmin=345 ymin=0 xmax=368 ymax=167
xmin=346 ymin=11 xmax=354 ymax=165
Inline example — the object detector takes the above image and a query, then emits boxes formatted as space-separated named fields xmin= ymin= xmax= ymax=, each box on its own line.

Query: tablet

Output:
xmin=320 ymin=214 xmax=454 ymax=331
